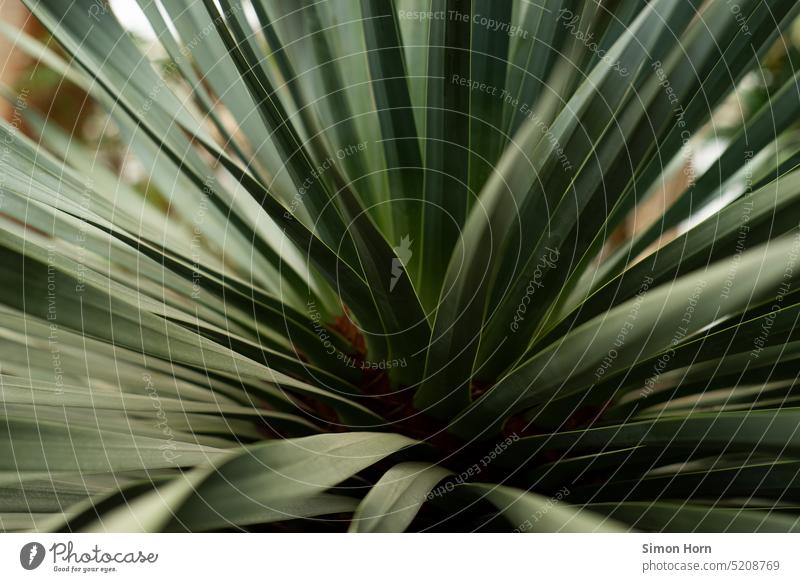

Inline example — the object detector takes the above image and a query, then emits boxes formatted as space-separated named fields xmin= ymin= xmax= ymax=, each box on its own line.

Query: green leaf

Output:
xmin=167 ymin=432 xmax=417 ymax=531
xmin=360 ymin=0 xmax=424 ymax=253
xmin=418 ymin=0 xmax=471 ymax=312
xmin=453 ymin=234 xmax=800 ymax=437
xmin=586 ymin=502 xmax=800 ymax=532
xmin=349 ymin=462 xmax=451 ymax=532
xmin=462 ymin=484 xmax=628 ymax=532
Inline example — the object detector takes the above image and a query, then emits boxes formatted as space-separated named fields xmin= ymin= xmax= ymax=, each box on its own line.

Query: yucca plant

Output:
xmin=2 ymin=0 xmax=800 ymax=532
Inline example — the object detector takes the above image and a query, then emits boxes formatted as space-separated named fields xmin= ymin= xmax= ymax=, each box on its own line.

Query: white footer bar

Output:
xmin=1 ymin=533 xmax=797 ymax=581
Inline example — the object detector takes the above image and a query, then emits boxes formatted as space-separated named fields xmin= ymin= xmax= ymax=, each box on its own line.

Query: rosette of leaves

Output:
xmin=2 ymin=0 xmax=800 ymax=532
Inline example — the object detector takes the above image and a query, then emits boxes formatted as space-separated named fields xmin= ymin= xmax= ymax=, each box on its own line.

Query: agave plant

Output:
xmin=1 ymin=0 xmax=800 ymax=533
